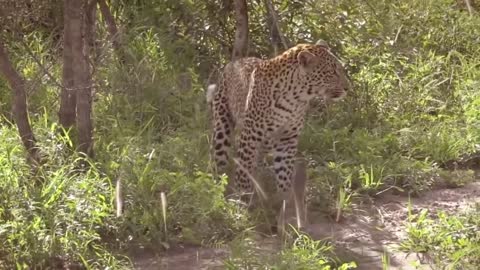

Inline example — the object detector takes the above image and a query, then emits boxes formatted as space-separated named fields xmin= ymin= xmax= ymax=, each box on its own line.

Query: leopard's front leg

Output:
xmin=272 ymin=130 xmax=309 ymax=231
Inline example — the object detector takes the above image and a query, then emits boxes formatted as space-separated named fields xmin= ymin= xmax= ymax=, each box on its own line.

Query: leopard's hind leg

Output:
xmin=210 ymin=84 xmax=234 ymax=175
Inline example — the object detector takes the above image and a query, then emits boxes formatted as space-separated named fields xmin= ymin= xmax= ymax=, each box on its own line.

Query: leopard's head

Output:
xmin=296 ymin=41 xmax=350 ymax=101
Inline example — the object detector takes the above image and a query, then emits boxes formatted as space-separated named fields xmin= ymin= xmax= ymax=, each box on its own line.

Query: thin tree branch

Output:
xmin=465 ymin=0 xmax=474 ymax=16
xmin=98 ymin=0 xmax=126 ymax=63
xmin=0 ymin=37 xmax=40 ymax=165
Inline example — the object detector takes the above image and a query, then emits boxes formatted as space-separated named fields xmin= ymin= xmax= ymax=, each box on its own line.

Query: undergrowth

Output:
xmin=400 ymin=204 xmax=480 ymax=269
xmin=0 ymin=122 xmax=127 ymax=269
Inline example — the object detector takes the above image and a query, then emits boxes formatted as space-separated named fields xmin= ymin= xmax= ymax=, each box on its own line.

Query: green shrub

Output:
xmin=0 ymin=122 xmax=127 ymax=269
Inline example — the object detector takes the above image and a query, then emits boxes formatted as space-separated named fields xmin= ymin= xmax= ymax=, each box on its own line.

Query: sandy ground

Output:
xmin=131 ymin=180 xmax=480 ymax=270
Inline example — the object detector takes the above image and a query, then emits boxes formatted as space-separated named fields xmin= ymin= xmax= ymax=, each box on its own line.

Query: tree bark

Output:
xmin=264 ymin=0 xmax=289 ymax=56
xmin=71 ymin=0 xmax=95 ymax=158
xmin=59 ymin=0 xmax=76 ymax=128
xmin=98 ymin=0 xmax=126 ymax=63
xmin=0 ymin=38 xmax=40 ymax=164
xmin=231 ymin=0 xmax=249 ymax=61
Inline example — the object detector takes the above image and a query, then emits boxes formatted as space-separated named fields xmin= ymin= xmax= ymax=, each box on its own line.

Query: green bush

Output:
xmin=0 ymin=122 xmax=127 ymax=269
xmin=93 ymin=113 xmax=252 ymax=246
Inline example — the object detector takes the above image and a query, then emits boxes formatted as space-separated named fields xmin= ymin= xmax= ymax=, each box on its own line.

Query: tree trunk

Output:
xmin=71 ymin=0 xmax=95 ymax=158
xmin=231 ymin=0 xmax=249 ymax=61
xmin=264 ymin=0 xmax=289 ymax=56
xmin=98 ymin=0 xmax=126 ymax=63
xmin=59 ymin=0 xmax=76 ymax=128
xmin=0 ymin=38 xmax=40 ymax=164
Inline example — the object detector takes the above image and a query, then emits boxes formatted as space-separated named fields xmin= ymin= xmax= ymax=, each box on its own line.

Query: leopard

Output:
xmin=207 ymin=40 xmax=350 ymax=203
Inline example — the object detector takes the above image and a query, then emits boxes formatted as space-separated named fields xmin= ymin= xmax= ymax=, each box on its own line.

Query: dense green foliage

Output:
xmin=0 ymin=123 xmax=124 ymax=268
xmin=0 ymin=0 xmax=479 ymax=268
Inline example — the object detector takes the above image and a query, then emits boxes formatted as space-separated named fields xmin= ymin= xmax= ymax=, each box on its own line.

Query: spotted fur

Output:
xmin=209 ymin=42 xmax=350 ymax=199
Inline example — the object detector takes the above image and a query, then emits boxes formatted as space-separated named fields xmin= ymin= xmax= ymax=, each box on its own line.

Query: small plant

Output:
xmin=335 ymin=174 xmax=355 ymax=222
xmin=359 ymin=164 xmax=384 ymax=192
xmin=224 ymin=230 xmax=357 ymax=269
xmin=280 ymin=231 xmax=357 ymax=270
xmin=381 ymin=250 xmax=390 ymax=270
xmin=400 ymin=204 xmax=480 ymax=269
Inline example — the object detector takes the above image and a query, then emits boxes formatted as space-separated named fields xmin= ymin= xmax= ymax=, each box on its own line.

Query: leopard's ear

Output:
xmin=298 ymin=51 xmax=319 ymax=71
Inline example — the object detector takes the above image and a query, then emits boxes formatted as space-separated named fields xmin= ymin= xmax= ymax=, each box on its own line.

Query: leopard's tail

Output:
xmin=206 ymin=84 xmax=217 ymax=103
